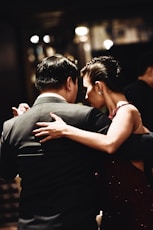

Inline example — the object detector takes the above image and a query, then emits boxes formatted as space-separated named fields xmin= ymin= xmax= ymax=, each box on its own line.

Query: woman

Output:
xmin=33 ymin=56 xmax=153 ymax=230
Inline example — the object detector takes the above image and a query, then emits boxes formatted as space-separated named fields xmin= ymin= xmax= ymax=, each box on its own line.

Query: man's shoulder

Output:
xmin=59 ymin=102 xmax=97 ymax=113
xmin=124 ymin=79 xmax=141 ymax=90
xmin=124 ymin=79 xmax=149 ymax=91
xmin=124 ymin=80 xmax=147 ymax=99
xmin=58 ymin=103 xmax=110 ymax=131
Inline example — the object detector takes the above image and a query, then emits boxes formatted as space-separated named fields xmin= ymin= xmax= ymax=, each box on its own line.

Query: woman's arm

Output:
xmin=33 ymin=107 xmax=134 ymax=154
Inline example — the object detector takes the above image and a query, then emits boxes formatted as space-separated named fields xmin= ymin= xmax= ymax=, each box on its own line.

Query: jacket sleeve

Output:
xmin=0 ymin=122 xmax=18 ymax=180
xmin=117 ymin=132 xmax=153 ymax=161
xmin=86 ymin=107 xmax=111 ymax=134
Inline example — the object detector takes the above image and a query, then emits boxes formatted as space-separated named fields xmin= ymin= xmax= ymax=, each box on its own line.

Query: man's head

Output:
xmin=35 ymin=54 xmax=79 ymax=103
xmin=136 ymin=52 xmax=153 ymax=88
xmin=136 ymin=52 xmax=153 ymax=76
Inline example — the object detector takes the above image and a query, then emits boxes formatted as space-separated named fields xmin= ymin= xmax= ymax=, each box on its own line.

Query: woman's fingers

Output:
xmin=12 ymin=103 xmax=30 ymax=116
xmin=39 ymin=136 xmax=53 ymax=143
xmin=50 ymin=112 xmax=63 ymax=122
xmin=35 ymin=122 xmax=50 ymax=127
xmin=33 ymin=130 xmax=48 ymax=136
xmin=33 ymin=113 xmax=66 ymax=142
xmin=12 ymin=107 xmax=18 ymax=116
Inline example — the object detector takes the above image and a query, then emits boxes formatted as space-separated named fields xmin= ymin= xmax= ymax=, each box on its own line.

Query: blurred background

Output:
xmin=0 ymin=0 xmax=152 ymax=128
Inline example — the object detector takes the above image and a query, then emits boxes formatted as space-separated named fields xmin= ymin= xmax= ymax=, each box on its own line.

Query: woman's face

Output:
xmin=83 ymin=74 xmax=105 ymax=109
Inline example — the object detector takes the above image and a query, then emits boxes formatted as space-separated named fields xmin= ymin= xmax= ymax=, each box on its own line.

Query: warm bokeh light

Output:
xmin=30 ymin=35 xmax=39 ymax=44
xmin=75 ymin=26 xmax=89 ymax=36
xmin=103 ymin=39 xmax=114 ymax=50
xmin=43 ymin=35 xmax=51 ymax=43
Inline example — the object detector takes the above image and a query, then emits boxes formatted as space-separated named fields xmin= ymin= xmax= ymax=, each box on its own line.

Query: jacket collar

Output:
xmin=33 ymin=94 xmax=67 ymax=107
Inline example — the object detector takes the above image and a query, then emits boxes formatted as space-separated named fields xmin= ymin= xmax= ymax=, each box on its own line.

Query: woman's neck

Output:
xmin=106 ymin=93 xmax=128 ymax=119
xmin=108 ymin=93 xmax=127 ymax=111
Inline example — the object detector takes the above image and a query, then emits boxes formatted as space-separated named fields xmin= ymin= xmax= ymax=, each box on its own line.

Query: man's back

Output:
xmin=124 ymin=79 xmax=153 ymax=131
xmin=0 ymin=96 xmax=110 ymax=230
xmin=124 ymin=51 xmax=153 ymax=131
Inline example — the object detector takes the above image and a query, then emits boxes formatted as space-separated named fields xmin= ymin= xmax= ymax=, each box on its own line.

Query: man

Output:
xmin=124 ymin=52 xmax=153 ymax=187
xmin=124 ymin=52 xmax=153 ymax=131
xmin=0 ymin=54 xmax=110 ymax=230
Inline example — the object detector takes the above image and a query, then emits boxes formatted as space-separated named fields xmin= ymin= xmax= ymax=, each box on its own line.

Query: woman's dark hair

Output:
xmin=35 ymin=54 xmax=79 ymax=91
xmin=81 ymin=55 xmax=125 ymax=92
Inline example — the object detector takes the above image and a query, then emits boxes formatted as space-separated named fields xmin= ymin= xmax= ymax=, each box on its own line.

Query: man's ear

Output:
xmin=66 ymin=76 xmax=73 ymax=91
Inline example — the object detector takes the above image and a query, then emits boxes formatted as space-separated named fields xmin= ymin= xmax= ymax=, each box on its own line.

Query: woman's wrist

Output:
xmin=62 ymin=125 xmax=73 ymax=137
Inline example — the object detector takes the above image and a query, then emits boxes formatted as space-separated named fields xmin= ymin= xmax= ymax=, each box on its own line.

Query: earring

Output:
xmin=98 ymin=91 xmax=103 ymax=95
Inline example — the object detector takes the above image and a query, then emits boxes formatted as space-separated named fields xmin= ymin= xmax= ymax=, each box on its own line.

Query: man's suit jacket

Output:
xmin=0 ymin=96 xmax=110 ymax=230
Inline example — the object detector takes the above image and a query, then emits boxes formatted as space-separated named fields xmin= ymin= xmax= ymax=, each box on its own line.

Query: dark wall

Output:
xmin=0 ymin=23 xmax=27 ymax=131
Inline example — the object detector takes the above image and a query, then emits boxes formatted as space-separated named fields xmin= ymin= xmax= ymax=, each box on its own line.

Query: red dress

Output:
xmin=99 ymin=158 xmax=153 ymax=230
xmin=98 ymin=103 xmax=153 ymax=230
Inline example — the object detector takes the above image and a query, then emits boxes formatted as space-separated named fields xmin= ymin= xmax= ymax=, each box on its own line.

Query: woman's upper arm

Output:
xmin=106 ymin=108 xmax=134 ymax=150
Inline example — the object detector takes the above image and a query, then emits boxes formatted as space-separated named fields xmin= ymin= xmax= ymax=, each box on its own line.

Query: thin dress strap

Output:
xmin=108 ymin=102 xmax=131 ymax=120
